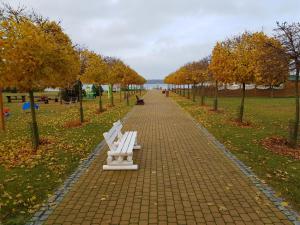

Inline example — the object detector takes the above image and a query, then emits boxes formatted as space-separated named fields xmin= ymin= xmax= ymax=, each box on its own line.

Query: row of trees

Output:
xmin=0 ymin=6 xmax=146 ymax=149
xmin=164 ymin=58 xmax=210 ymax=104
xmin=165 ymin=23 xmax=300 ymax=147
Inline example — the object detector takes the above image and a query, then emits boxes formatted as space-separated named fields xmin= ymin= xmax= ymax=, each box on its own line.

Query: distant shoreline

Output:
xmin=146 ymin=79 xmax=164 ymax=84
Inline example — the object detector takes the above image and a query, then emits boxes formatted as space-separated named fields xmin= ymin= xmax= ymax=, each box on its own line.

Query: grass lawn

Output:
xmin=0 ymin=91 xmax=143 ymax=225
xmin=171 ymin=92 xmax=300 ymax=213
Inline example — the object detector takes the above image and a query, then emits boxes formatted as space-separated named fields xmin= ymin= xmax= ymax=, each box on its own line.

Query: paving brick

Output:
xmin=44 ymin=90 xmax=293 ymax=224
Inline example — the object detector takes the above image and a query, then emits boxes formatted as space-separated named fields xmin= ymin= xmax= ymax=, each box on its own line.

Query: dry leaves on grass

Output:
xmin=261 ymin=136 xmax=300 ymax=160
xmin=63 ymin=119 xmax=90 ymax=128
xmin=230 ymin=119 xmax=252 ymax=128
xmin=0 ymin=137 xmax=56 ymax=169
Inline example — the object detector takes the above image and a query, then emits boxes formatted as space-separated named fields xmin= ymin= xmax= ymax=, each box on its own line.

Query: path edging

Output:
xmin=27 ymin=110 xmax=135 ymax=225
xmin=174 ymin=99 xmax=300 ymax=224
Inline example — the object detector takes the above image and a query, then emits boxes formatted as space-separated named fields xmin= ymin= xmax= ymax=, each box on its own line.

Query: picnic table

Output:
xmin=6 ymin=95 xmax=26 ymax=103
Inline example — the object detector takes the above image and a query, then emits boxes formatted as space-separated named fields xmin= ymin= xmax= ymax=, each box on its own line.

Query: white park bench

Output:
xmin=103 ymin=120 xmax=141 ymax=170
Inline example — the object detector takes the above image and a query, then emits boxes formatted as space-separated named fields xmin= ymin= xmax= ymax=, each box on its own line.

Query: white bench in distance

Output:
xmin=103 ymin=120 xmax=141 ymax=170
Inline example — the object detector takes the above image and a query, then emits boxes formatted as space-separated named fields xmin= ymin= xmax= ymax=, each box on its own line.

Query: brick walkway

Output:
xmin=45 ymin=90 xmax=293 ymax=225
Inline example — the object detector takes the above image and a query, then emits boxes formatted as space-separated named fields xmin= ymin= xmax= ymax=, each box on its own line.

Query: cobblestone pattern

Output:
xmin=40 ymin=90 xmax=298 ymax=225
xmin=27 ymin=111 xmax=134 ymax=225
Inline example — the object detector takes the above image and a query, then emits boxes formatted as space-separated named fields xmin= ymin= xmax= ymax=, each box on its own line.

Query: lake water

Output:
xmin=45 ymin=83 xmax=169 ymax=92
xmin=144 ymin=83 xmax=168 ymax=90
xmin=86 ymin=83 xmax=169 ymax=91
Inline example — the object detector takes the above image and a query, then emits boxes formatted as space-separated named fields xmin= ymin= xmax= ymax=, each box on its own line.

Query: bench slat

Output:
xmin=126 ymin=132 xmax=136 ymax=154
xmin=114 ymin=132 xmax=130 ymax=155
xmin=105 ymin=121 xmax=123 ymax=148
xmin=119 ymin=132 xmax=136 ymax=155
xmin=121 ymin=132 xmax=134 ymax=154
xmin=117 ymin=132 xmax=133 ymax=155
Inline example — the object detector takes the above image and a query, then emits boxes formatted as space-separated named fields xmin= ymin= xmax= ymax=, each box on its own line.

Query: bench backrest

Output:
xmin=103 ymin=120 xmax=123 ymax=151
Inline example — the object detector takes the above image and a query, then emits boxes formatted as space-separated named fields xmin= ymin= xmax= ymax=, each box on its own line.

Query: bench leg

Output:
xmin=106 ymin=155 xmax=133 ymax=166
xmin=133 ymin=145 xmax=141 ymax=150
xmin=103 ymin=154 xmax=138 ymax=170
xmin=133 ymin=139 xmax=141 ymax=150
xmin=133 ymin=139 xmax=142 ymax=150
xmin=107 ymin=155 xmax=113 ymax=164
xmin=127 ymin=155 xmax=133 ymax=163
xmin=103 ymin=164 xmax=138 ymax=170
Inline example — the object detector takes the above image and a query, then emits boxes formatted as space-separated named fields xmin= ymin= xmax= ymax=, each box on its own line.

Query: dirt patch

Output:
xmin=39 ymin=137 xmax=54 ymax=145
xmin=208 ymin=108 xmax=224 ymax=114
xmin=95 ymin=108 xmax=107 ymax=114
xmin=64 ymin=119 xmax=90 ymax=128
xmin=105 ymin=103 xmax=115 ymax=109
xmin=261 ymin=136 xmax=300 ymax=160
xmin=230 ymin=119 xmax=252 ymax=128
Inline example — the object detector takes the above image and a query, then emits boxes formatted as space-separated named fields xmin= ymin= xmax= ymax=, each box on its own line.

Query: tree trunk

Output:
xmin=78 ymin=80 xmax=84 ymax=123
xmin=192 ymin=83 xmax=196 ymax=102
xmin=98 ymin=85 xmax=103 ymax=112
xmin=238 ymin=83 xmax=246 ymax=123
xmin=213 ymin=81 xmax=218 ymax=111
xmin=187 ymin=84 xmax=190 ymax=99
xmin=201 ymin=82 xmax=205 ymax=106
xmin=119 ymin=86 xmax=122 ymax=102
xmin=124 ymin=88 xmax=127 ymax=99
xmin=126 ymin=85 xmax=130 ymax=106
xmin=270 ymin=85 xmax=274 ymax=98
xmin=59 ymin=88 xmax=63 ymax=104
xmin=0 ymin=88 xmax=5 ymax=131
xmin=292 ymin=66 xmax=300 ymax=148
xmin=29 ymin=90 xmax=39 ymax=150
xmin=108 ymin=84 xmax=114 ymax=106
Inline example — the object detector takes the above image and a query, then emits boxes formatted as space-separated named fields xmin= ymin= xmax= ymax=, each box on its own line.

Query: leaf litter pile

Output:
xmin=261 ymin=136 xmax=300 ymax=160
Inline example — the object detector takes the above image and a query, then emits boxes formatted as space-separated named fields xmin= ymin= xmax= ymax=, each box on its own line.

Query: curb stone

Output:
xmin=26 ymin=109 xmax=134 ymax=225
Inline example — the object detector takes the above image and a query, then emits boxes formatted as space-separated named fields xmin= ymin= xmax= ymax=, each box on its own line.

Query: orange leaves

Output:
xmin=1 ymin=14 xmax=79 ymax=91
xmin=251 ymin=33 xmax=289 ymax=86
xmin=210 ymin=32 xmax=288 ymax=86
xmin=165 ymin=58 xmax=209 ymax=85
xmin=80 ymin=51 xmax=108 ymax=85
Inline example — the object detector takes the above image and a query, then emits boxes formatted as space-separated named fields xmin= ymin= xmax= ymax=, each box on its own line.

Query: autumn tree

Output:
xmin=210 ymin=41 xmax=235 ymax=111
xmin=252 ymin=32 xmax=289 ymax=98
xmin=76 ymin=49 xmax=90 ymax=123
xmin=0 ymin=24 xmax=5 ymax=131
xmin=190 ymin=58 xmax=209 ymax=104
xmin=120 ymin=65 xmax=144 ymax=105
xmin=81 ymin=51 xmax=108 ymax=112
xmin=275 ymin=22 xmax=300 ymax=147
xmin=104 ymin=57 xmax=125 ymax=106
xmin=1 ymin=11 xmax=79 ymax=149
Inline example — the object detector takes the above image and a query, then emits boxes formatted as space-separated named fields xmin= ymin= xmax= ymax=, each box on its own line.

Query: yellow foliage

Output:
xmin=1 ymin=16 xmax=79 ymax=91
xmin=210 ymin=31 xmax=288 ymax=86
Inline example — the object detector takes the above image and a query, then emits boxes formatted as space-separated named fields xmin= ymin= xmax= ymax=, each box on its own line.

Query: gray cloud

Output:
xmin=7 ymin=0 xmax=300 ymax=79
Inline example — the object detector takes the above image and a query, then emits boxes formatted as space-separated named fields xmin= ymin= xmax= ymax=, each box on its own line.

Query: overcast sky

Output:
xmin=6 ymin=0 xmax=300 ymax=79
